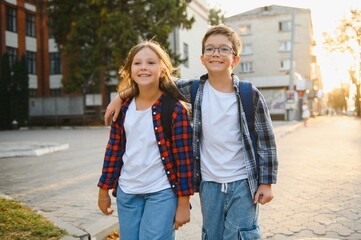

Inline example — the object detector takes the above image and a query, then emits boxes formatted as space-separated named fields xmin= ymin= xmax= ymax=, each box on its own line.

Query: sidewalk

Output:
xmin=0 ymin=120 xmax=303 ymax=240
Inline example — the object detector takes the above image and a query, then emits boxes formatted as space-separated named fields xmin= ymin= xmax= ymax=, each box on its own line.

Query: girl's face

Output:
xmin=200 ymin=34 xmax=240 ymax=75
xmin=131 ymin=47 xmax=163 ymax=89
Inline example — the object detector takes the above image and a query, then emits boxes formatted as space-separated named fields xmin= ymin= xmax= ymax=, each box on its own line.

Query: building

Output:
xmin=0 ymin=0 xmax=209 ymax=125
xmin=226 ymin=5 xmax=322 ymax=120
xmin=1 ymin=0 xmax=60 ymax=97
xmin=169 ymin=0 xmax=208 ymax=79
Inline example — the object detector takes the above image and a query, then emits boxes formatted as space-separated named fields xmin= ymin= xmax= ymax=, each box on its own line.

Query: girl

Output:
xmin=97 ymin=40 xmax=193 ymax=240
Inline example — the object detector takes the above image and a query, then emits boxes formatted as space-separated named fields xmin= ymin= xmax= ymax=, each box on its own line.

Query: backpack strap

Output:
xmin=239 ymin=81 xmax=258 ymax=162
xmin=239 ymin=81 xmax=255 ymax=131
xmin=161 ymin=94 xmax=177 ymax=140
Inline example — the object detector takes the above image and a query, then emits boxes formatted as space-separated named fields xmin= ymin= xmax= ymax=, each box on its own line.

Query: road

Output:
xmin=1 ymin=116 xmax=360 ymax=239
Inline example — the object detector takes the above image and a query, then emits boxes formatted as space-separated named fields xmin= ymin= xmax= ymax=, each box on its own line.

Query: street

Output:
xmin=0 ymin=116 xmax=360 ymax=239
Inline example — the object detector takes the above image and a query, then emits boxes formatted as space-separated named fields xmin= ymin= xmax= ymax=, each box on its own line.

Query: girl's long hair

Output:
xmin=117 ymin=40 xmax=186 ymax=101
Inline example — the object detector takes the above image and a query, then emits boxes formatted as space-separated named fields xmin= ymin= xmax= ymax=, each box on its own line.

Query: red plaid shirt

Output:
xmin=98 ymin=94 xmax=194 ymax=197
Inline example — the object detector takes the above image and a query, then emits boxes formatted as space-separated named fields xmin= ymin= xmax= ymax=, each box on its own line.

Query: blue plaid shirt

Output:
xmin=176 ymin=74 xmax=278 ymax=198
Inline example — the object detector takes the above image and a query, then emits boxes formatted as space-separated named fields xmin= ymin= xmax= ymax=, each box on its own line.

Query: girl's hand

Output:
xmin=174 ymin=196 xmax=191 ymax=230
xmin=98 ymin=189 xmax=114 ymax=215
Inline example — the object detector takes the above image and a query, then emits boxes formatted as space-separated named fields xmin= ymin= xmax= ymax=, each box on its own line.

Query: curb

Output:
xmin=85 ymin=217 xmax=118 ymax=240
xmin=39 ymin=212 xmax=90 ymax=240
xmin=0 ymin=142 xmax=69 ymax=158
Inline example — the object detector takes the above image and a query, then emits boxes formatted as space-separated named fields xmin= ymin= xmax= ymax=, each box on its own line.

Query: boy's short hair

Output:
xmin=202 ymin=24 xmax=242 ymax=56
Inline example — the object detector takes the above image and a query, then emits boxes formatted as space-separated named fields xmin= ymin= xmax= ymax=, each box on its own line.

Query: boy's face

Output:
xmin=200 ymin=34 xmax=240 ymax=75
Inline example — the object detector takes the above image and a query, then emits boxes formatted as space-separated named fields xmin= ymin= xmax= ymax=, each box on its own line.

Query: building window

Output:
xmin=29 ymin=89 xmax=37 ymax=97
xmin=6 ymin=47 xmax=17 ymax=69
xmin=239 ymin=25 xmax=251 ymax=35
xmin=6 ymin=6 xmax=17 ymax=32
xmin=50 ymin=52 xmax=62 ymax=74
xmin=183 ymin=43 xmax=189 ymax=68
xmin=26 ymin=51 xmax=37 ymax=74
xmin=280 ymin=59 xmax=291 ymax=70
xmin=279 ymin=21 xmax=292 ymax=31
xmin=26 ymin=13 xmax=36 ymax=37
xmin=50 ymin=89 xmax=62 ymax=96
xmin=240 ymin=44 xmax=252 ymax=55
xmin=239 ymin=62 xmax=253 ymax=73
xmin=279 ymin=41 xmax=292 ymax=51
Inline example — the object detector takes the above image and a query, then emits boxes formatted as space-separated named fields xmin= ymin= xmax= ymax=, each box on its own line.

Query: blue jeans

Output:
xmin=199 ymin=180 xmax=261 ymax=240
xmin=116 ymin=185 xmax=177 ymax=240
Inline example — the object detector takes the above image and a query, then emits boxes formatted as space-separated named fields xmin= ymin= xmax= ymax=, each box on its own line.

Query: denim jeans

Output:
xmin=199 ymin=179 xmax=261 ymax=240
xmin=116 ymin=185 xmax=177 ymax=240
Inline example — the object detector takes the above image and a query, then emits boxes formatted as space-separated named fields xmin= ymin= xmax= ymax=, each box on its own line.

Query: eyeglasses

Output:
xmin=203 ymin=45 xmax=236 ymax=56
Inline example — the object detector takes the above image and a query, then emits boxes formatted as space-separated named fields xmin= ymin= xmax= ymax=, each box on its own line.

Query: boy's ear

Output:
xmin=200 ymin=55 xmax=205 ymax=65
xmin=232 ymin=56 xmax=241 ymax=68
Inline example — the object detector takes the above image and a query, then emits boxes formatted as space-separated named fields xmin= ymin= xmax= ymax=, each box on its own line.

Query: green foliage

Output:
xmin=47 ymin=0 xmax=195 ymax=94
xmin=208 ymin=7 xmax=225 ymax=26
xmin=0 ymin=53 xmax=29 ymax=129
xmin=322 ymin=9 xmax=361 ymax=116
xmin=0 ymin=198 xmax=67 ymax=239
xmin=17 ymin=55 xmax=29 ymax=126
xmin=327 ymin=86 xmax=349 ymax=113
xmin=0 ymin=53 xmax=12 ymax=129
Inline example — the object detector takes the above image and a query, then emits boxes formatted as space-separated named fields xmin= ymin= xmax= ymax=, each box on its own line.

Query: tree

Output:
xmin=0 ymin=53 xmax=12 ymax=129
xmin=47 ymin=0 xmax=195 ymax=94
xmin=208 ymin=7 xmax=224 ymax=26
xmin=11 ymin=55 xmax=29 ymax=127
xmin=327 ymin=86 xmax=349 ymax=114
xmin=323 ymin=9 xmax=361 ymax=117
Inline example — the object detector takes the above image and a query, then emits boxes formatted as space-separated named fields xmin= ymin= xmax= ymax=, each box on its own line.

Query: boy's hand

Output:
xmin=254 ymin=184 xmax=274 ymax=205
xmin=174 ymin=196 xmax=191 ymax=230
xmin=104 ymin=96 xmax=123 ymax=125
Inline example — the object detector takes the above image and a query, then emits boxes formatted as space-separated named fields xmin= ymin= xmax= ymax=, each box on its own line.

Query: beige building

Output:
xmin=226 ymin=5 xmax=322 ymax=120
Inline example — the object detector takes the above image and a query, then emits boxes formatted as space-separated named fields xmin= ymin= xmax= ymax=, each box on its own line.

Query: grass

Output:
xmin=0 ymin=197 xmax=68 ymax=240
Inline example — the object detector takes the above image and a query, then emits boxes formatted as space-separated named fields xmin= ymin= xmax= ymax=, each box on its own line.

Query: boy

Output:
xmin=105 ymin=25 xmax=278 ymax=239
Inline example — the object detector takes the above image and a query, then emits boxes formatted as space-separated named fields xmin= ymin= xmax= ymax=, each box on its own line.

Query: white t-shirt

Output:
xmin=200 ymin=81 xmax=248 ymax=183
xmin=119 ymin=99 xmax=170 ymax=194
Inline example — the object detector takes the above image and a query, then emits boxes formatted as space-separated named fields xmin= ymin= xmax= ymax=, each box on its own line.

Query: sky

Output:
xmin=206 ymin=0 xmax=361 ymax=93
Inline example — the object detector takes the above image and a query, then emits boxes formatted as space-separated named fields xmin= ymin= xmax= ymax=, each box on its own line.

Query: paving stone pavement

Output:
xmin=176 ymin=116 xmax=361 ymax=240
xmin=1 ymin=116 xmax=360 ymax=239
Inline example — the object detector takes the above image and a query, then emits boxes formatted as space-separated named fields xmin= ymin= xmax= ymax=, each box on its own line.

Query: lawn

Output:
xmin=0 ymin=197 xmax=68 ymax=240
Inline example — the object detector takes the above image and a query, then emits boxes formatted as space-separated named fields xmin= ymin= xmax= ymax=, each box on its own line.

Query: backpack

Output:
xmin=190 ymin=77 xmax=259 ymax=162
xmin=161 ymin=94 xmax=178 ymax=140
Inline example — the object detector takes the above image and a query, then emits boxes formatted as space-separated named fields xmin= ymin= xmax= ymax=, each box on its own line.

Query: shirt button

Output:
xmin=161 ymin=157 xmax=165 ymax=160
xmin=166 ymin=171 xmax=170 ymax=174
xmin=172 ymin=185 xmax=175 ymax=188
xmin=155 ymin=127 xmax=158 ymax=130
xmin=158 ymin=142 xmax=161 ymax=145
xmin=197 ymin=139 xmax=200 ymax=142
xmin=153 ymin=112 xmax=156 ymax=115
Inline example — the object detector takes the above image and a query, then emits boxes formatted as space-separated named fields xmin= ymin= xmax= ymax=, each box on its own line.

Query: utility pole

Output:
xmin=287 ymin=8 xmax=296 ymax=121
